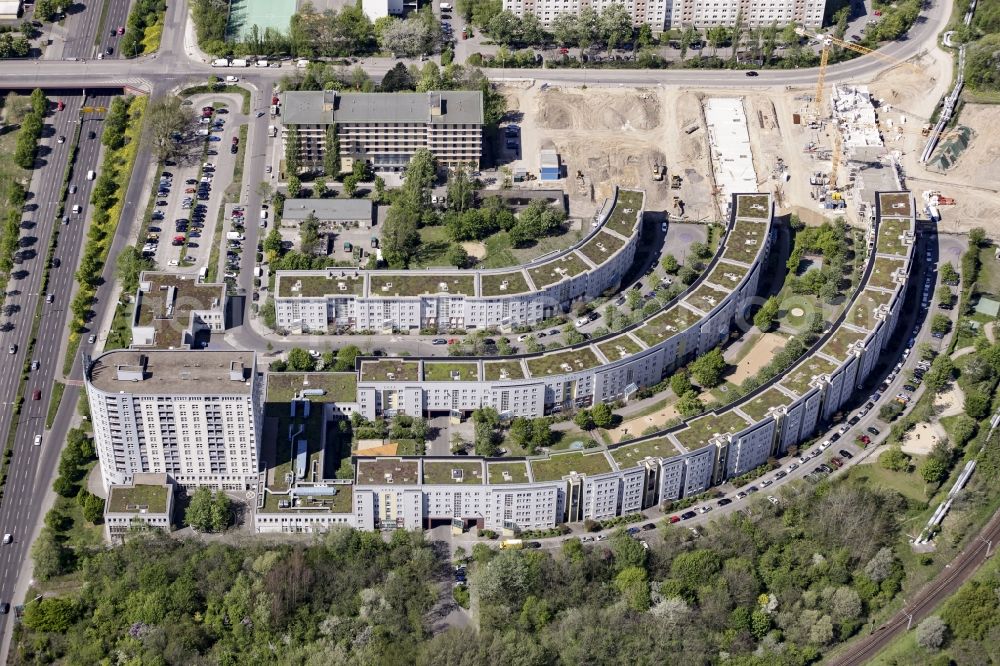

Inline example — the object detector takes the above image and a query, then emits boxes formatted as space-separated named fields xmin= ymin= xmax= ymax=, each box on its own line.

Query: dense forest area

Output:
xmin=15 ymin=478 xmax=924 ymax=665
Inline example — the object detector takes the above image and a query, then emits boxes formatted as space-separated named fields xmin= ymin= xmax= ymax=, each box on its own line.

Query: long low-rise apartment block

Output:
xmin=274 ymin=189 xmax=644 ymax=333
xmin=251 ymin=192 xmax=914 ymax=533
xmin=281 ymin=90 xmax=483 ymax=172
xmin=502 ymin=0 xmax=825 ymax=29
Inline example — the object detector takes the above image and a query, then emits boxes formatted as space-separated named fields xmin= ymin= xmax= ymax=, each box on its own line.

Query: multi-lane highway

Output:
xmin=0 ymin=91 xmax=108 ymax=634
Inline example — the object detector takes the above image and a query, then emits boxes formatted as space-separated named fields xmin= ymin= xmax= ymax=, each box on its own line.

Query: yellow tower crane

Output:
xmin=802 ymin=30 xmax=926 ymax=191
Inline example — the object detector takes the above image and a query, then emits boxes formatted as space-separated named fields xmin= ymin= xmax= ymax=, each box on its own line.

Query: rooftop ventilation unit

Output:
xmin=499 ymin=280 xmax=509 ymax=291
xmin=387 ymin=372 xmax=396 ymax=381
xmin=439 ymin=282 xmax=449 ymax=292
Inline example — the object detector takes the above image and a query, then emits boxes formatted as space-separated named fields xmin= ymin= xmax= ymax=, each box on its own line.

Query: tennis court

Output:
xmin=227 ymin=0 xmax=296 ymax=41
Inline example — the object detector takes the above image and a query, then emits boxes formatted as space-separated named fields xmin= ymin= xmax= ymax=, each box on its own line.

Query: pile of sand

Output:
xmin=537 ymin=89 xmax=662 ymax=131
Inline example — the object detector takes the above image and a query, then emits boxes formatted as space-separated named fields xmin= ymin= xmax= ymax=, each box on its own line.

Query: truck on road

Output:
xmin=500 ymin=539 xmax=523 ymax=550
xmin=212 ymin=59 xmax=229 ymax=67
xmin=230 ymin=59 xmax=248 ymax=67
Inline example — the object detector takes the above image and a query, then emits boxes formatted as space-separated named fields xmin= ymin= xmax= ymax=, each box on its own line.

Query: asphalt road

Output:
xmin=0 ymin=92 xmax=107 ymax=628
xmin=0 ymin=0 xmax=951 ymax=96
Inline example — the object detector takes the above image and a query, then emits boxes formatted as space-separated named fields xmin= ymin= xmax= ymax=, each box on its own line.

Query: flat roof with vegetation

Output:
xmin=277 ymin=272 xmax=366 ymax=298
xmin=876 ymin=217 xmax=911 ymax=257
xmin=135 ymin=273 xmax=223 ymax=327
xmin=735 ymin=194 xmax=771 ymax=218
xmin=603 ymin=190 xmax=644 ymax=237
xmin=847 ymin=288 xmax=894 ymax=330
xmin=422 ymin=460 xmax=485 ymax=485
xmin=673 ymin=411 xmax=751 ymax=450
xmin=261 ymin=485 xmax=354 ymax=514
xmin=480 ymin=269 xmax=531 ymax=297
xmin=868 ymin=257 xmax=906 ymax=290
xmin=530 ymin=450 xmax=612 ymax=481
xmin=819 ymin=326 xmax=867 ymax=361
xmin=610 ymin=437 xmax=682 ymax=468
xmin=739 ymin=386 xmax=793 ymax=422
xmin=526 ymin=346 xmax=601 ymax=377
xmin=634 ymin=304 xmax=702 ymax=347
xmin=357 ymin=458 xmax=420 ymax=485
xmin=423 ymin=362 xmax=480 ymax=382
xmin=685 ymin=283 xmax=732 ymax=314
xmin=359 ymin=359 xmax=420 ymax=382
xmin=780 ymin=354 xmax=839 ymax=396
xmin=879 ymin=192 xmax=912 ymax=218
xmin=597 ymin=333 xmax=644 ymax=361
xmin=723 ymin=220 xmax=768 ymax=264
xmin=369 ymin=273 xmax=475 ymax=298
xmin=107 ymin=484 xmax=169 ymax=514
xmin=488 ymin=461 xmax=531 ymax=484
xmin=483 ymin=360 xmax=525 ymax=381
xmin=577 ymin=230 xmax=626 ymax=266
xmin=527 ymin=252 xmax=590 ymax=288
xmin=266 ymin=372 xmax=358 ymax=404
xmin=705 ymin=261 xmax=750 ymax=290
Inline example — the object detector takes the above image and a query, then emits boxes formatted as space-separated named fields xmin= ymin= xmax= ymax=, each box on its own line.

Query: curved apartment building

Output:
xmin=273 ymin=189 xmax=644 ymax=333
xmin=251 ymin=192 xmax=915 ymax=533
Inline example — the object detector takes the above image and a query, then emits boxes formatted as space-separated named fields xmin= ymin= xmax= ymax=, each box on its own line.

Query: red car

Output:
xmin=56 ymin=100 xmax=64 ymax=111
xmin=669 ymin=515 xmax=680 ymax=524
xmin=559 ymin=47 xmax=568 ymax=55
xmin=271 ymin=96 xmax=280 ymax=105
xmin=874 ymin=9 xmax=882 ymax=15
xmin=232 ymin=136 xmax=239 ymax=145
xmin=447 ymin=338 xmax=458 ymax=345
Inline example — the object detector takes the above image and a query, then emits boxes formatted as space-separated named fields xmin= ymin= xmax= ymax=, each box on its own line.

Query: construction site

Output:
xmin=499 ymin=22 xmax=997 ymax=234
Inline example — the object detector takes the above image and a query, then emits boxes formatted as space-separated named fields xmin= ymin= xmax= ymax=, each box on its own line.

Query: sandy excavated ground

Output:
xmin=900 ymin=422 xmax=946 ymax=456
xmin=609 ymin=400 xmax=681 ymax=444
xmin=935 ymin=382 xmax=965 ymax=418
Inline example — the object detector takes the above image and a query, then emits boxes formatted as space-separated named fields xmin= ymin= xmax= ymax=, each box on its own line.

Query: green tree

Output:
xmin=689 ymin=347 xmax=726 ymax=387
xmin=285 ymin=127 xmax=300 ymax=174
xmin=919 ymin=441 xmax=951 ymax=486
xmin=940 ymin=262 xmax=959 ymax=284
xmin=753 ymin=295 xmax=780 ymax=331
xmin=116 ymin=247 xmax=154 ymax=299
xmin=964 ymin=389 xmax=990 ymax=420
xmin=286 ymin=347 xmax=317 ymax=371
xmin=591 ymin=402 xmax=613 ymax=429
xmin=614 ymin=566 xmax=650 ymax=611
xmin=880 ymin=446 xmax=911 ymax=472
xmin=287 ymin=175 xmax=302 ymax=198
xmin=324 ymin=124 xmax=340 ymax=177
xmin=930 ymin=314 xmax=951 ymax=335
xmin=574 ymin=409 xmax=594 ymax=431
xmin=669 ymin=371 xmax=693 ymax=397
xmin=949 ymin=415 xmax=978 ymax=446
xmin=968 ymin=227 xmax=987 ymax=247
xmin=509 ymin=417 xmax=533 ymax=449
xmin=263 ymin=225 xmax=283 ymax=258
xmin=381 ymin=208 xmax=422 ymax=268
xmin=185 ymin=487 xmax=231 ymax=532
xmin=300 ymin=212 xmax=322 ymax=254
xmin=22 ymin=597 xmax=78 ymax=632
xmin=31 ymin=526 xmax=69 ymax=581
xmin=676 ymin=390 xmax=705 ymax=417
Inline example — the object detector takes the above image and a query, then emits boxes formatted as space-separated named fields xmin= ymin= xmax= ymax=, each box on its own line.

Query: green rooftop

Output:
xmin=635 ymin=304 xmax=702 ymax=347
xmin=356 ymin=459 xmax=420 ymax=485
xmin=705 ymin=261 xmax=750 ymax=290
xmin=277 ymin=272 xmax=365 ymax=298
xmin=423 ymin=460 xmax=485 ymax=485
xmin=488 ymin=461 xmax=531 ymax=484
xmin=107 ymin=483 xmax=169 ymax=514
xmin=876 ymin=217 xmax=911 ymax=257
xmin=610 ymin=437 xmax=682 ymax=468
xmin=578 ymin=230 xmax=626 ymax=266
xmin=673 ymin=411 xmax=751 ymax=450
xmin=780 ymin=355 xmax=839 ymax=396
xmin=483 ymin=360 xmax=525 ymax=381
xmin=423 ymin=362 xmax=480 ymax=382
xmin=526 ymin=346 xmax=601 ymax=377
xmin=868 ymin=257 xmax=906 ymax=290
xmin=685 ymin=283 xmax=732 ymax=314
xmin=603 ymin=190 xmax=644 ymax=237
xmin=527 ymin=252 xmax=589 ymax=289
xmin=847 ymin=288 xmax=894 ymax=330
xmin=134 ymin=273 xmax=225 ymax=348
xmin=530 ymin=450 xmax=612 ymax=482
xmin=739 ymin=387 xmax=793 ymax=422
xmin=369 ymin=273 xmax=475 ymax=297
xmin=597 ymin=333 xmax=644 ymax=361
xmin=359 ymin=359 xmax=420 ymax=382
xmin=261 ymin=485 xmax=353 ymax=514
xmin=723 ymin=220 xmax=768 ymax=264
xmin=266 ymin=372 xmax=358 ymax=403
xmin=879 ymin=192 xmax=912 ymax=218
xmin=735 ymin=194 xmax=771 ymax=219
xmin=480 ymin=269 xmax=531 ymax=297
xmin=820 ymin=326 xmax=867 ymax=361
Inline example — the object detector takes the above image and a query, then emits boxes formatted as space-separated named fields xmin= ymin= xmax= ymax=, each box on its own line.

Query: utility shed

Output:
xmin=540 ymin=149 xmax=561 ymax=181
xmin=0 ymin=1 xmax=21 ymax=19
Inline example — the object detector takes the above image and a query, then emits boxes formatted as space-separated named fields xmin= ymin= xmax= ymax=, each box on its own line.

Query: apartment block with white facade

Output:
xmin=281 ymin=90 xmax=483 ymax=173
xmin=503 ymin=0 xmax=826 ymax=29
xmin=274 ymin=190 xmax=644 ymax=333
xmin=85 ymin=350 xmax=262 ymax=493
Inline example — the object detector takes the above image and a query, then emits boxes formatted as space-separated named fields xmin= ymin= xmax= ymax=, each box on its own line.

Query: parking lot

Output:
xmin=143 ymin=93 xmax=247 ymax=273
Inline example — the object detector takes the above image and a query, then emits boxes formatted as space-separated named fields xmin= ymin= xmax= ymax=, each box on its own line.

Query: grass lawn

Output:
xmin=479 ymin=226 xmax=584 ymax=270
xmin=845 ymin=458 xmax=930 ymax=504
xmin=46 ymin=382 xmax=65 ymax=428
xmin=105 ymin=300 xmax=134 ymax=351
xmin=976 ymin=245 xmax=1000 ymax=297
xmin=414 ymin=225 xmax=451 ymax=267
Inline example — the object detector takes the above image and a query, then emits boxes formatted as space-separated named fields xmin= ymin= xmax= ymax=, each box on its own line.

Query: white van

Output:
xmin=196 ymin=129 xmax=210 ymax=136
xmin=440 ymin=2 xmax=452 ymax=9
xmin=86 ymin=170 xmax=96 ymax=180
xmin=72 ymin=205 xmax=81 ymax=214
xmin=225 ymin=75 xmax=239 ymax=83
xmin=575 ymin=316 xmax=590 ymax=327
xmin=260 ymin=210 xmax=268 ymax=220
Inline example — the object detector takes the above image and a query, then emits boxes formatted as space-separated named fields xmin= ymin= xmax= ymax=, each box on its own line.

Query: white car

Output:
xmin=767 ymin=496 xmax=779 ymax=505
xmin=2 ymin=534 xmax=11 ymax=544
xmin=798 ymin=455 xmax=810 ymax=464
xmin=517 ymin=334 xmax=529 ymax=342
xmin=33 ymin=435 xmax=41 ymax=446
